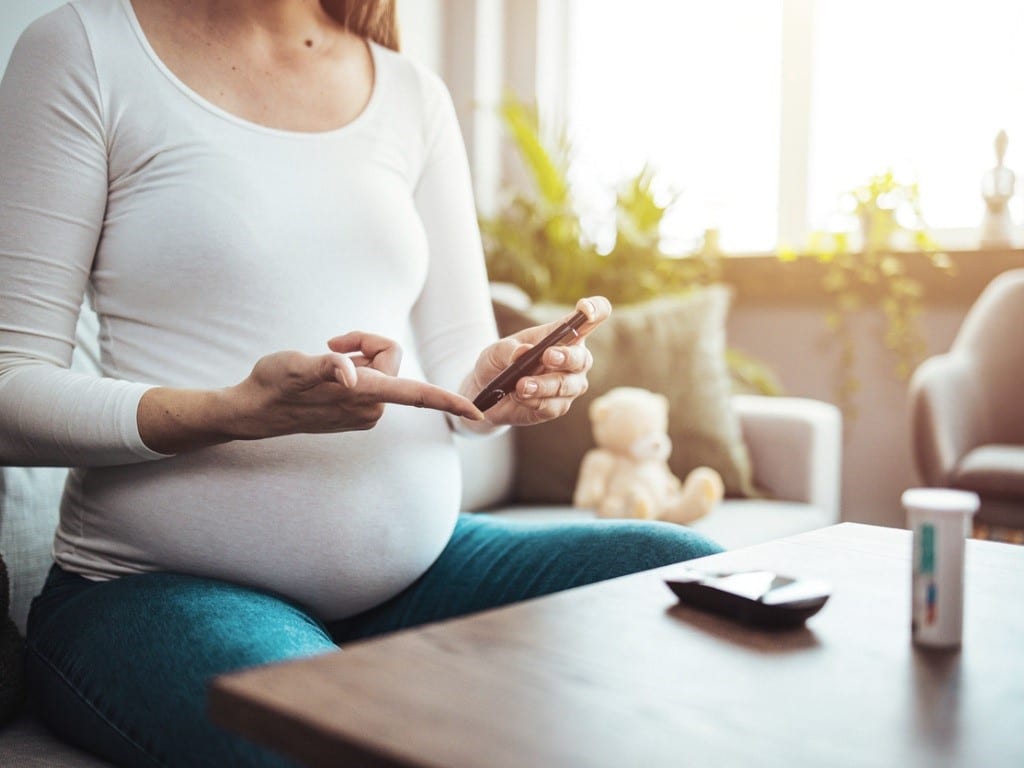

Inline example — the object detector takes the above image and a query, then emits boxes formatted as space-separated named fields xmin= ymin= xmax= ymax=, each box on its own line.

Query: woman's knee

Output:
xmin=536 ymin=520 xmax=722 ymax=588
xmin=603 ymin=519 xmax=724 ymax=570
xmin=451 ymin=514 xmax=723 ymax=598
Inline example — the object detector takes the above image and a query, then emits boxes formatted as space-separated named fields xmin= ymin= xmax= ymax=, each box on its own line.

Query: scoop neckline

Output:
xmin=117 ymin=0 xmax=383 ymax=140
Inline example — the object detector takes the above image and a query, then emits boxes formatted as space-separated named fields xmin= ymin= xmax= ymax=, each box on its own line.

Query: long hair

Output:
xmin=331 ymin=0 xmax=400 ymax=51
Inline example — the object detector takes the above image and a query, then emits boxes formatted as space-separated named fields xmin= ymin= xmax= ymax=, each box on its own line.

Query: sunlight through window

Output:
xmin=567 ymin=0 xmax=782 ymax=253
xmin=565 ymin=0 xmax=1024 ymax=252
xmin=808 ymin=0 xmax=1024 ymax=237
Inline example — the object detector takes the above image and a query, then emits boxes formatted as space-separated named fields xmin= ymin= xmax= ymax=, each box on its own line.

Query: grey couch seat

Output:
xmin=0 ymin=717 xmax=112 ymax=768
xmin=485 ymin=498 xmax=832 ymax=552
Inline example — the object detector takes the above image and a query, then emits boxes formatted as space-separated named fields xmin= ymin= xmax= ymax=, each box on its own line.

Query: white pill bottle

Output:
xmin=902 ymin=488 xmax=980 ymax=649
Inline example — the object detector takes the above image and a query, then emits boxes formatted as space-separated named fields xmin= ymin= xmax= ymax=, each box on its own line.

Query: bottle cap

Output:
xmin=901 ymin=488 xmax=980 ymax=516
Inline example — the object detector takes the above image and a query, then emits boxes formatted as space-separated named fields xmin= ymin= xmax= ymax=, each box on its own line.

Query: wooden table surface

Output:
xmin=209 ymin=523 xmax=1024 ymax=768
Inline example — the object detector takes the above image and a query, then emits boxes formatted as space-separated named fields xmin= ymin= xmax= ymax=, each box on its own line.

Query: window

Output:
xmin=561 ymin=0 xmax=1024 ymax=253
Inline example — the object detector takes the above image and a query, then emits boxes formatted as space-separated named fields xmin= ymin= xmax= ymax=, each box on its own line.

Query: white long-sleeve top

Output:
xmin=0 ymin=0 xmax=499 ymax=619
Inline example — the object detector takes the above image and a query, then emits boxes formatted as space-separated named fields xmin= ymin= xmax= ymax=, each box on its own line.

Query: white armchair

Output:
xmin=909 ymin=268 xmax=1024 ymax=531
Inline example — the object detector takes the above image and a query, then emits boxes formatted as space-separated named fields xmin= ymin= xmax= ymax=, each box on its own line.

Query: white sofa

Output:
xmin=458 ymin=394 xmax=842 ymax=550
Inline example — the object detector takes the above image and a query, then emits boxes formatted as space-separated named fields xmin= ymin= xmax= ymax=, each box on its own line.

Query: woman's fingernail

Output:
xmin=582 ymin=299 xmax=596 ymax=317
xmin=522 ymin=379 xmax=538 ymax=396
xmin=335 ymin=357 xmax=358 ymax=387
xmin=548 ymin=350 xmax=565 ymax=365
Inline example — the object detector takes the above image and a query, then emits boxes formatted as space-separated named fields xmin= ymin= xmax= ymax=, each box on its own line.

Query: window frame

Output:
xmin=522 ymin=0 xmax=1024 ymax=254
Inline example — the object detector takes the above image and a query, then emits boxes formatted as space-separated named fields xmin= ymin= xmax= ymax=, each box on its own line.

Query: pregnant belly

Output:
xmin=57 ymin=409 xmax=462 ymax=620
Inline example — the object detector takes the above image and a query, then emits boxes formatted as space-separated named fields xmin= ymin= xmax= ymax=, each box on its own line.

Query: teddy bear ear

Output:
xmin=590 ymin=396 xmax=611 ymax=421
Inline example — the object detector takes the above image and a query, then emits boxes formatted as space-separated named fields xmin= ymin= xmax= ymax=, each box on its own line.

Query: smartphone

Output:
xmin=665 ymin=569 xmax=831 ymax=628
xmin=473 ymin=311 xmax=588 ymax=411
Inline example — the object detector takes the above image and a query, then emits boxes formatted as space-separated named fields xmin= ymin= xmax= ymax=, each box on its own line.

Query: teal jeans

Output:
xmin=26 ymin=513 xmax=721 ymax=767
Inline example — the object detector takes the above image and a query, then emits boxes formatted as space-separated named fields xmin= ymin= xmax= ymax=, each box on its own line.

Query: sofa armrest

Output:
xmin=733 ymin=395 xmax=842 ymax=524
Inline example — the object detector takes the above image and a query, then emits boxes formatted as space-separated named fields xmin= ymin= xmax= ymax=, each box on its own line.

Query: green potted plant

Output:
xmin=479 ymin=97 xmax=776 ymax=395
xmin=781 ymin=170 xmax=955 ymax=417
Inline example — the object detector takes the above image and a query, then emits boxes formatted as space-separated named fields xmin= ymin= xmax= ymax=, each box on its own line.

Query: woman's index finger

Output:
xmin=359 ymin=369 xmax=484 ymax=420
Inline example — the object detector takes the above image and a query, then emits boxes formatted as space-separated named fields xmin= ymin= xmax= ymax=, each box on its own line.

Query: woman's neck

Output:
xmin=175 ymin=0 xmax=346 ymax=50
xmin=127 ymin=0 xmax=374 ymax=132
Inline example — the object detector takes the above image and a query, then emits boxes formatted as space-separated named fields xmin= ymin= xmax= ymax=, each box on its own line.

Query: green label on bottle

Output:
xmin=919 ymin=523 xmax=935 ymax=574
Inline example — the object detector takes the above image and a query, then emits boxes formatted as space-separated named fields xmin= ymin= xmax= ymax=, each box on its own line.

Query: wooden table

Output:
xmin=209 ymin=523 xmax=1024 ymax=768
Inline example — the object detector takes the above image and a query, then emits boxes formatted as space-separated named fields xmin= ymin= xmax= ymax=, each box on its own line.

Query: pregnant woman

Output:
xmin=0 ymin=1 xmax=721 ymax=764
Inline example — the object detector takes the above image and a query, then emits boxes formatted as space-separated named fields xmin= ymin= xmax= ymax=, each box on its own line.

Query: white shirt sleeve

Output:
xmin=0 ymin=8 xmax=163 ymax=467
xmin=409 ymin=77 xmax=505 ymax=437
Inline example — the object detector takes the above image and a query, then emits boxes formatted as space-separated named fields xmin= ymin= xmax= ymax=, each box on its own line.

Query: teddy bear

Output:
xmin=572 ymin=386 xmax=724 ymax=525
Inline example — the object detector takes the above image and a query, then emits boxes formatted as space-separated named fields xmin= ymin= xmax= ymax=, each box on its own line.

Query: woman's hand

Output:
xmin=139 ymin=332 xmax=483 ymax=454
xmin=462 ymin=296 xmax=611 ymax=427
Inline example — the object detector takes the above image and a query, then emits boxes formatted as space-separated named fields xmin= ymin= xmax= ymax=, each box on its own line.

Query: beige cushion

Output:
xmin=953 ymin=444 xmax=1024 ymax=497
xmin=492 ymin=287 xmax=756 ymax=503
